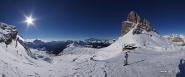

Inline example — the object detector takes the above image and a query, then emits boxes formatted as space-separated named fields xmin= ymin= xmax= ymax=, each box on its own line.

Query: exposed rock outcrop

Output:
xmin=0 ymin=23 xmax=18 ymax=44
xmin=121 ymin=11 xmax=156 ymax=36
xmin=0 ymin=22 xmax=36 ymax=59
xmin=127 ymin=11 xmax=141 ymax=23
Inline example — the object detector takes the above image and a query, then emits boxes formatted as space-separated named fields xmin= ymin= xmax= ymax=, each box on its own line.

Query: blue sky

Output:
xmin=0 ymin=0 xmax=185 ymax=41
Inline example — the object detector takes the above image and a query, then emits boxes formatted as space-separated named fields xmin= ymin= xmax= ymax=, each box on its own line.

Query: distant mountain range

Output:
xmin=26 ymin=38 xmax=115 ymax=55
xmin=163 ymin=34 xmax=185 ymax=46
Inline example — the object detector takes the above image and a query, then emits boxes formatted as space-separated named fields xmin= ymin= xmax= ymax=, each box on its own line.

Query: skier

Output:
xmin=124 ymin=51 xmax=129 ymax=66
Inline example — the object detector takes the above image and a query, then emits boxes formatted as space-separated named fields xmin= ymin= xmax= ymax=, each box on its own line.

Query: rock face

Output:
xmin=0 ymin=23 xmax=18 ymax=44
xmin=121 ymin=11 xmax=156 ymax=36
xmin=127 ymin=11 xmax=141 ymax=23
xmin=0 ymin=22 xmax=36 ymax=58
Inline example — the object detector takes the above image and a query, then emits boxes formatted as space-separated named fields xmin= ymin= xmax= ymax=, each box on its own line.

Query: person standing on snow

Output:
xmin=124 ymin=51 xmax=129 ymax=66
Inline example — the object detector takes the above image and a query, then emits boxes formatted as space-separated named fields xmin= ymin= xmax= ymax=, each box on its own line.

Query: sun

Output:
xmin=24 ymin=15 xmax=35 ymax=26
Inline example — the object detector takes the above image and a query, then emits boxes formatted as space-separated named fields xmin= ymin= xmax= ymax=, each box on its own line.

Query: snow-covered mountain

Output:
xmin=94 ymin=11 xmax=174 ymax=60
xmin=0 ymin=22 xmax=36 ymax=58
xmin=54 ymin=11 xmax=185 ymax=77
xmin=164 ymin=34 xmax=185 ymax=45
xmin=0 ymin=11 xmax=185 ymax=77
xmin=61 ymin=11 xmax=185 ymax=77
xmin=0 ymin=22 xmax=41 ymax=77
xmin=108 ymin=11 xmax=173 ymax=51
xmin=85 ymin=38 xmax=115 ymax=44
xmin=26 ymin=38 xmax=114 ymax=55
xmin=0 ymin=23 xmax=59 ymax=77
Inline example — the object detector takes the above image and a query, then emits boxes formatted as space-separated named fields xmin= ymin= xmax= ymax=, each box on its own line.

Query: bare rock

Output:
xmin=121 ymin=11 xmax=156 ymax=36
xmin=127 ymin=11 xmax=140 ymax=23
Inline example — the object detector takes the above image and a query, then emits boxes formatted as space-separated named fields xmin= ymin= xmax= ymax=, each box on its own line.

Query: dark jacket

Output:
xmin=125 ymin=52 xmax=128 ymax=58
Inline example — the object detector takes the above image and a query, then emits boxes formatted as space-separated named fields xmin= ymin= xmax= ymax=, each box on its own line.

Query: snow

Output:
xmin=0 ymin=22 xmax=185 ymax=77
xmin=94 ymin=23 xmax=174 ymax=60
xmin=164 ymin=34 xmax=185 ymax=45
xmin=50 ymin=45 xmax=185 ymax=77
xmin=1 ymin=36 xmax=185 ymax=77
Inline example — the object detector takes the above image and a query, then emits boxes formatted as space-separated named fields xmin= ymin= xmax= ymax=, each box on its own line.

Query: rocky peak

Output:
xmin=121 ymin=11 xmax=156 ymax=36
xmin=142 ymin=19 xmax=155 ymax=32
xmin=0 ymin=22 xmax=36 ymax=59
xmin=0 ymin=23 xmax=18 ymax=44
xmin=33 ymin=39 xmax=45 ymax=45
xmin=127 ymin=11 xmax=140 ymax=23
xmin=142 ymin=19 xmax=150 ymax=28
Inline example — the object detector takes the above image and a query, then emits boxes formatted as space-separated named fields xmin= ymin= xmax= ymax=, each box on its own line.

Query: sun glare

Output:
xmin=24 ymin=15 xmax=35 ymax=26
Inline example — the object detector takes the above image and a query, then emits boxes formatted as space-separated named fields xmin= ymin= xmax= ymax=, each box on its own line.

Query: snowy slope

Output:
xmin=48 ymin=24 xmax=185 ymax=77
xmin=0 ymin=23 xmax=51 ymax=77
xmin=0 ymin=27 xmax=184 ymax=77
xmin=46 ymin=45 xmax=185 ymax=77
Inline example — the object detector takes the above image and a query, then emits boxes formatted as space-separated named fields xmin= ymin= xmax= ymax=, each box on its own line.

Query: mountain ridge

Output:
xmin=121 ymin=11 xmax=156 ymax=36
